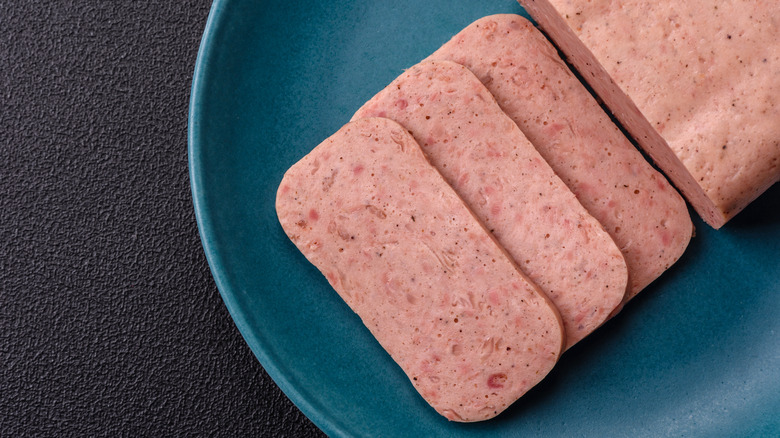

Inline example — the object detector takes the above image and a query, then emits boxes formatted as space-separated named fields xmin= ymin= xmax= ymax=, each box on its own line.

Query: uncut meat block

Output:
xmin=353 ymin=61 xmax=627 ymax=348
xmin=427 ymin=15 xmax=692 ymax=303
xmin=519 ymin=0 xmax=780 ymax=228
xmin=276 ymin=117 xmax=565 ymax=422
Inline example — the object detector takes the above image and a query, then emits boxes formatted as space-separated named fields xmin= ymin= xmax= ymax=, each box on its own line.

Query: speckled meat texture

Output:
xmin=426 ymin=15 xmax=692 ymax=302
xmin=520 ymin=0 xmax=780 ymax=229
xmin=276 ymin=117 xmax=564 ymax=422
xmin=353 ymin=61 xmax=627 ymax=348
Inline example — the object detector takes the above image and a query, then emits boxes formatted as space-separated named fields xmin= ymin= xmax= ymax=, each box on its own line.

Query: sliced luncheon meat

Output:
xmin=427 ymin=15 xmax=692 ymax=302
xmin=519 ymin=0 xmax=780 ymax=228
xmin=276 ymin=117 xmax=565 ymax=422
xmin=353 ymin=61 xmax=627 ymax=348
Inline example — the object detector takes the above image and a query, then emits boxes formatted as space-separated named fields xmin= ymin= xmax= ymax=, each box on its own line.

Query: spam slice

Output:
xmin=276 ymin=117 xmax=564 ymax=422
xmin=519 ymin=0 xmax=780 ymax=228
xmin=426 ymin=15 xmax=692 ymax=302
xmin=353 ymin=61 xmax=627 ymax=348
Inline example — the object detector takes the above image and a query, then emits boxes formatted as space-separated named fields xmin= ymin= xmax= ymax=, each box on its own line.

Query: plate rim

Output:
xmin=187 ymin=0 xmax=346 ymax=435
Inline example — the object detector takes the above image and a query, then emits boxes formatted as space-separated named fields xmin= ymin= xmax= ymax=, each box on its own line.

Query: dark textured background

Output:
xmin=0 ymin=1 xmax=325 ymax=436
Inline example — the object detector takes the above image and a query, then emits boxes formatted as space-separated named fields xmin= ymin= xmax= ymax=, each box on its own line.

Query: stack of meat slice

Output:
xmin=277 ymin=14 xmax=695 ymax=422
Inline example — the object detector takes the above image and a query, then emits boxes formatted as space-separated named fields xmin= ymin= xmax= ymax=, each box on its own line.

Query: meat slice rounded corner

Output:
xmin=426 ymin=14 xmax=692 ymax=302
xmin=518 ymin=0 xmax=780 ymax=229
xmin=276 ymin=117 xmax=565 ymax=422
xmin=352 ymin=60 xmax=627 ymax=348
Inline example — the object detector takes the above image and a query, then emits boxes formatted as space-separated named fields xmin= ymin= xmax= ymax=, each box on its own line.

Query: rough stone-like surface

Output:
xmin=0 ymin=1 xmax=324 ymax=436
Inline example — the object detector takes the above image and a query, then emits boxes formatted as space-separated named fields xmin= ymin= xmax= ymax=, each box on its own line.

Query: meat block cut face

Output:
xmin=518 ymin=1 xmax=780 ymax=228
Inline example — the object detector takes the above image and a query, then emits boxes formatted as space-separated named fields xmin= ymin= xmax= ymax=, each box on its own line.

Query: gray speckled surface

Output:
xmin=0 ymin=1 xmax=324 ymax=436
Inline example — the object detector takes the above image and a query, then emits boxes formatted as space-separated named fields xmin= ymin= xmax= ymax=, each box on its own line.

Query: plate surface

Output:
xmin=188 ymin=1 xmax=780 ymax=436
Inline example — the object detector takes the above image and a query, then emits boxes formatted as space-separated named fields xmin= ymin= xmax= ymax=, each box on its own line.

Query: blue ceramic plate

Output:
xmin=188 ymin=0 xmax=780 ymax=436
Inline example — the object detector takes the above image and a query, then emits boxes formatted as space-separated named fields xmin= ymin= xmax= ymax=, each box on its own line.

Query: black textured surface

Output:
xmin=0 ymin=1 xmax=325 ymax=436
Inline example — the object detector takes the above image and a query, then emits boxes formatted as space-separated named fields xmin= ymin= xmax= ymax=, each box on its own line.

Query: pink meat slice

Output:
xmin=353 ymin=60 xmax=627 ymax=348
xmin=276 ymin=117 xmax=564 ymax=422
xmin=519 ymin=0 xmax=780 ymax=229
xmin=426 ymin=15 xmax=692 ymax=302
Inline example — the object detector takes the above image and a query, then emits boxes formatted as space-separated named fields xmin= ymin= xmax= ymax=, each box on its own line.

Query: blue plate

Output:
xmin=188 ymin=0 xmax=780 ymax=435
